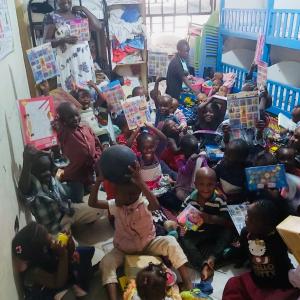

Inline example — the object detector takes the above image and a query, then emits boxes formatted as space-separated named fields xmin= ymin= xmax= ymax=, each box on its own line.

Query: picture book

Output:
xmin=227 ymin=91 xmax=260 ymax=130
xmin=121 ymin=96 xmax=151 ymax=130
xmin=18 ymin=96 xmax=57 ymax=150
xmin=148 ymin=51 xmax=169 ymax=77
xmin=49 ymin=87 xmax=82 ymax=110
xmin=205 ymin=144 xmax=224 ymax=161
xmin=26 ymin=43 xmax=59 ymax=84
xmin=68 ymin=18 xmax=90 ymax=42
xmin=257 ymin=60 xmax=268 ymax=88
xmin=277 ymin=216 xmax=300 ymax=264
xmin=101 ymin=80 xmax=125 ymax=114
xmin=245 ymin=164 xmax=287 ymax=191
xmin=177 ymin=204 xmax=204 ymax=232
xmin=254 ymin=33 xmax=265 ymax=63
xmin=227 ymin=204 xmax=248 ymax=235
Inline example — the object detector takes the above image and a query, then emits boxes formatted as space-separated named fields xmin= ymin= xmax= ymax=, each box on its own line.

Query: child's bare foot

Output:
xmin=201 ymin=256 xmax=215 ymax=281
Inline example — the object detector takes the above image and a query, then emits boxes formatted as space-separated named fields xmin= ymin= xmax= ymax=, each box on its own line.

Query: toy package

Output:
xmin=277 ymin=216 xmax=300 ymax=264
xmin=68 ymin=18 xmax=90 ymax=42
xmin=26 ymin=43 xmax=59 ymax=84
xmin=205 ymin=144 xmax=224 ymax=161
xmin=227 ymin=204 xmax=248 ymax=235
xmin=177 ymin=204 xmax=204 ymax=232
xmin=18 ymin=96 xmax=57 ymax=149
xmin=245 ymin=164 xmax=287 ymax=191
xmin=257 ymin=60 xmax=268 ymax=88
xmin=101 ymin=80 xmax=125 ymax=114
xmin=148 ymin=51 xmax=169 ymax=77
xmin=227 ymin=91 xmax=260 ymax=130
xmin=121 ymin=96 xmax=151 ymax=130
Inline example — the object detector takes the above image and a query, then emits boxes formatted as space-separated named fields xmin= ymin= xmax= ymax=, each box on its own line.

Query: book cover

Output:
xmin=18 ymin=96 xmax=57 ymax=149
xmin=121 ymin=96 xmax=151 ymax=130
xmin=257 ymin=60 xmax=268 ymax=88
xmin=205 ymin=144 xmax=224 ymax=161
xmin=68 ymin=18 xmax=90 ymax=42
xmin=101 ymin=80 xmax=125 ymax=113
xmin=245 ymin=164 xmax=287 ymax=191
xmin=26 ymin=43 xmax=59 ymax=84
xmin=148 ymin=51 xmax=169 ymax=77
xmin=177 ymin=204 xmax=204 ymax=232
xmin=227 ymin=91 xmax=260 ymax=130
xmin=227 ymin=204 xmax=248 ymax=235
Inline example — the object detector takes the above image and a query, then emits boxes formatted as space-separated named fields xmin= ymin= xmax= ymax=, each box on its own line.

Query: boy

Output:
xmin=18 ymin=145 xmax=101 ymax=234
xmin=56 ymin=102 xmax=102 ymax=202
xmin=180 ymin=167 xmax=232 ymax=270
xmin=88 ymin=146 xmax=192 ymax=300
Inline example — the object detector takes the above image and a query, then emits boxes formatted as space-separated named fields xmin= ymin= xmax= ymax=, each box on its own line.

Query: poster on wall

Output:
xmin=17 ymin=96 xmax=58 ymax=150
xmin=0 ymin=0 xmax=14 ymax=60
xmin=148 ymin=51 xmax=169 ymax=77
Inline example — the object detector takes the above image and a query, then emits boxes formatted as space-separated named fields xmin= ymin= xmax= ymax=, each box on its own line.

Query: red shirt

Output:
xmin=160 ymin=147 xmax=184 ymax=172
xmin=116 ymin=133 xmax=139 ymax=155
xmin=58 ymin=125 xmax=101 ymax=185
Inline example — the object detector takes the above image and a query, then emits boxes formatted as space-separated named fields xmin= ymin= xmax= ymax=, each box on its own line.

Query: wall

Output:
xmin=0 ymin=1 xmax=31 ymax=299
xmin=274 ymin=0 xmax=300 ymax=9
xmin=224 ymin=0 xmax=267 ymax=9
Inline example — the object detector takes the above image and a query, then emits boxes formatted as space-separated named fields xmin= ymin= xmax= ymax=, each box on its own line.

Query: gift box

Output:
xmin=276 ymin=215 xmax=300 ymax=264
xmin=124 ymin=255 xmax=162 ymax=279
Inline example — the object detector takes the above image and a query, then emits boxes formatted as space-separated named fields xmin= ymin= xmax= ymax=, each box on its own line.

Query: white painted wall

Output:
xmin=224 ymin=0 xmax=267 ymax=9
xmin=0 ymin=1 xmax=31 ymax=299
xmin=274 ymin=0 xmax=300 ymax=9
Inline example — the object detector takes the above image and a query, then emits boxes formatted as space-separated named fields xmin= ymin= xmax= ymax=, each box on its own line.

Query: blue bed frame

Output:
xmin=217 ymin=0 xmax=300 ymax=117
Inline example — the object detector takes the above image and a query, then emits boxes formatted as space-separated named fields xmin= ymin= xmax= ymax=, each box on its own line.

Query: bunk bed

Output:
xmin=217 ymin=1 xmax=300 ymax=117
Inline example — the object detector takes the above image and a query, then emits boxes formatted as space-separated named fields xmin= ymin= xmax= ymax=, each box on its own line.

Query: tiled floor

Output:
xmin=72 ymin=194 xmax=297 ymax=300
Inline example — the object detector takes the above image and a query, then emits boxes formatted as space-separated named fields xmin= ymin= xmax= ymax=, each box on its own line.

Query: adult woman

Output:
xmin=43 ymin=0 xmax=102 ymax=92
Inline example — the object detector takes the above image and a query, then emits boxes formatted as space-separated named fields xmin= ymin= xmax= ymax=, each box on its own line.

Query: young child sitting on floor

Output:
xmin=215 ymin=139 xmax=250 ymax=203
xmin=115 ymin=113 xmax=140 ymax=155
xmin=137 ymin=131 xmax=180 ymax=211
xmin=171 ymin=98 xmax=187 ymax=132
xmin=56 ymin=102 xmax=102 ymax=203
xmin=88 ymin=146 xmax=192 ymax=300
xmin=132 ymin=86 xmax=146 ymax=98
xmin=12 ymin=222 xmax=96 ymax=300
xmin=156 ymin=94 xmax=179 ymax=128
xmin=124 ymin=263 xmax=181 ymax=300
xmin=175 ymin=134 xmax=207 ymax=201
xmin=180 ymin=167 xmax=232 ymax=271
xmin=18 ymin=145 xmax=102 ymax=234
xmin=71 ymin=86 xmax=111 ymax=147
xmin=223 ymin=199 xmax=300 ymax=300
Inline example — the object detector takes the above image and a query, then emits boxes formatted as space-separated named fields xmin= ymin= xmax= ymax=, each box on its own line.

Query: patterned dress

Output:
xmin=43 ymin=12 xmax=95 ymax=92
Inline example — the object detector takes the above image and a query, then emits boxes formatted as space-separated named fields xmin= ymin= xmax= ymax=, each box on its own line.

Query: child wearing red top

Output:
xmin=56 ymin=102 xmax=102 ymax=203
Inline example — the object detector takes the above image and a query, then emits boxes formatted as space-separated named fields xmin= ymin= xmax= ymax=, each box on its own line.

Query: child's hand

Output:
xmin=128 ymin=161 xmax=143 ymax=187
xmin=222 ymin=124 xmax=231 ymax=134
xmin=87 ymin=80 xmax=97 ymax=89
xmin=201 ymin=256 xmax=215 ymax=281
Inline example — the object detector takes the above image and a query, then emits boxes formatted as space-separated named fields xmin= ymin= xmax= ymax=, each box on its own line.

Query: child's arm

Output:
xmin=145 ymin=122 xmax=167 ymax=141
xmin=127 ymin=128 xmax=140 ymax=148
xmin=88 ymin=178 xmax=109 ymax=209
xmin=129 ymin=162 xmax=160 ymax=211
xmin=177 ymin=154 xmax=199 ymax=175
xmin=153 ymin=77 xmax=166 ymax=108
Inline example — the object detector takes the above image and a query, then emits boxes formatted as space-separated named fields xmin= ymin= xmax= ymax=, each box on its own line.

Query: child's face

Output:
xmin=218 ymin=86 xmax=228 ymax=96
xmin=140 ymin=137 xmax=156 ymax=163
xmin=290 ymin=128 xmax=300 ymax=151
xmin=60 ymin=104 xmax=81 ymax=128
xmin=195 ymin=173 xmax=216 ymax=200
xmin=165 ymin=120 xmax=179 ymax=138
xmin=203 ymin=105 xmax=215 ymax=123
xmin=133 ymin=87 xmax=146 ymax=98
xmin=292 ymin=108 xmax=300 ymax=123
xmin=213 ymin=72 xmax=223 ymax=81
xmin=245 ymin=203 xmax=265 ymax=236
xmin=197 ymin=93 xmax=207 ymax=103
xmin=32 ymin=156 xmax=52 ymax=185
xmin=78 ymin=91 xmax=92 ymax=109
xmin=159 ymin=96 xmax=172 ymax=115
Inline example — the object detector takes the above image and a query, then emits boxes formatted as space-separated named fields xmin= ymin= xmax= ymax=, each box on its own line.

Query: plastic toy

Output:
xmin=164 ymin=220 xmax=179 ymax=239
xmin=181 ymin=289 xmax=212 ymax=300
xmin=56 ymin=232 xmax=69 ymax=246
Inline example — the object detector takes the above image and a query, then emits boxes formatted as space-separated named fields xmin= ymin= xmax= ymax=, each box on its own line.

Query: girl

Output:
xmin=223 ymin=199 xmax=300 ymax=300
xmin=124 ymin=263 xmax=181 ymax=300
xmin=88 ymin=146 xmax=192 ymax=300
xmin=175 ymin=134 xmax=207 ymax=201
xmin=12 ymin=222 xmax=95 ymax=300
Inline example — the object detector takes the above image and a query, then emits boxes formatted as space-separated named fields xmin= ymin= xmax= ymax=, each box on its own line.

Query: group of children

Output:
xmin=12 ymin=57 xmax=300 ymax=300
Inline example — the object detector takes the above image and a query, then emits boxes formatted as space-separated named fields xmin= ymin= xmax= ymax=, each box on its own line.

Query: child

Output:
xmin=88 ymin=146 xmax=192 ymax=300
xmin=197 ymin=92 xmax=208 ymax=103
xmin=137 ymin=131 xmax=179 ymax=212
xmin=12 ymin=222 xmax=96 ymax=299
xmin=290 ymin=126 xmax=300 ymax=153
xmin=18 ymin=145 xmax=102 ymax=234
xmin=276 ymin=146 xmax=300 ymax=176
xmin=223 ymin=199 xmax=300 ymax=300
xmin=132 ymin=86 xmax=146 ymax=98
xmin=175 ymin=134 xmax=207 ymax=201
xmin=171 ymin=98 xmax=187 ymax=132
xmin=180 ymin=167 xmax=232 ymax=270
xmin=56 ymin=102 xmax=102 ymax=202
xmin=292 ymin=105 xmax=300 ymax=127
xmin=70 ymin=86 xmax=111 ymax=147
xmin=155 ymin=95 xmax=179 ymax=128
xmin=123 ymin=263 xmax=181 ymax=300
xmin=215 ymin=139 xmax=250 ymax=202
xmin=115 ymin=113 xmax=140 ymax=155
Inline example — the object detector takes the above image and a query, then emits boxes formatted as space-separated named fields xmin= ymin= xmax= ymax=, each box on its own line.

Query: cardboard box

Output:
xmin=124 ymin=255 xmax=162 ymax=279
xmin=276 ymin=216 xmax=300 ymax=264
